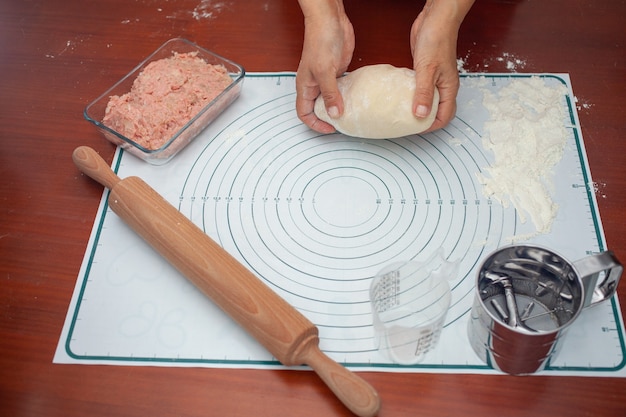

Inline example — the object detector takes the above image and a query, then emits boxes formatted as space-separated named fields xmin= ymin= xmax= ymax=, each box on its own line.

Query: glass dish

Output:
xmin=84 ymin=38 xmax=245 ymax=165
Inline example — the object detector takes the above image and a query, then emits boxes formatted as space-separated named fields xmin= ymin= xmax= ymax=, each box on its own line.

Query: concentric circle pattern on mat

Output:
xmin=177 ymin=89 xmax=515 ymax=356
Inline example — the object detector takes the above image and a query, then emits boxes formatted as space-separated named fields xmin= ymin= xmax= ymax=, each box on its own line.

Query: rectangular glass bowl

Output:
xmin=84 ymin=38 xmax=245 ymax=165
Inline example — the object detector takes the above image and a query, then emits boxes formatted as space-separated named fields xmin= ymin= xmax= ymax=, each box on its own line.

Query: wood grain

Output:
xmin=1 ymin=0 xmax=625 ymax=416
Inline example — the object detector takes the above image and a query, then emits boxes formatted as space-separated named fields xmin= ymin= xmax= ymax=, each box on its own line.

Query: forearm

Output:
xmin=298 ymin=0 xmax=346 ymax=19
xmin=412 ymin=0 xmax=475 ymax=59
xmin=421 ymin=0 xmax=475 ymax=28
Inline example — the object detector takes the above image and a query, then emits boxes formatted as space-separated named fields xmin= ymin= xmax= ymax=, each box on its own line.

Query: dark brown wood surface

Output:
xmin=1 ymin=1 xmax=624 ymax=416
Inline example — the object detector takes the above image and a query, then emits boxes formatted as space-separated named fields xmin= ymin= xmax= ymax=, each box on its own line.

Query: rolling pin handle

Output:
xmin=302 ymin=345 xmax=380 ymax=417
xmin=72 ymin=146 xmax=121 ymax=190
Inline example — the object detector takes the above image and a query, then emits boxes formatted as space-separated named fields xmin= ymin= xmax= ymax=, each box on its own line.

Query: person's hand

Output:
xmin=410 ymin=0 xmax=475 ymax=131
xmin=296 ymin=0 xmax=354 ymax=133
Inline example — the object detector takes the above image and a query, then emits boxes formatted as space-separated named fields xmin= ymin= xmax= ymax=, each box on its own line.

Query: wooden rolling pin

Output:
xmin=72 ymin=146 xmax=380 ymax=417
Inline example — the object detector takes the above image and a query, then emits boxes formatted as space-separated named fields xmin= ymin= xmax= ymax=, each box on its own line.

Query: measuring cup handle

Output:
xmin=573 ymin=251 xmax=623 ymax=308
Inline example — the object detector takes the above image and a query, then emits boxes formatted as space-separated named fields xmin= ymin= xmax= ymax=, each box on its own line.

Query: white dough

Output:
xmin=313 ymin=64 xmax=439 ymax=139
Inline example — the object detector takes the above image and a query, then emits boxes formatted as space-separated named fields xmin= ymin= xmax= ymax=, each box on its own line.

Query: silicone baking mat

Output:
xmin=55 ymin=73 xmax=625 ymax=376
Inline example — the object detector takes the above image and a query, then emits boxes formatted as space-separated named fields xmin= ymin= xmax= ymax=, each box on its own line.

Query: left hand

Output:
xmin=410 ymin=0 xmax=475 ymax=131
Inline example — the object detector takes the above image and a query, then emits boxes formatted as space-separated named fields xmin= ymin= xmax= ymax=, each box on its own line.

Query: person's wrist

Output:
xmin=422 ymin=0 xmax=475 ymax=28
xmin=298 ymin=0 xmax=346 ymax=20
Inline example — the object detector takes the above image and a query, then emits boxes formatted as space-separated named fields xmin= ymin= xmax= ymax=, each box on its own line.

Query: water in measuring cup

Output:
xmin=370 ymin=249 xmax=458 ymax=364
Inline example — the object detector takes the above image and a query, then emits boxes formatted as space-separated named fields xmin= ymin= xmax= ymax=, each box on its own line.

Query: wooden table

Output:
xmin=1 ymin=0 xmax=625 ymax=415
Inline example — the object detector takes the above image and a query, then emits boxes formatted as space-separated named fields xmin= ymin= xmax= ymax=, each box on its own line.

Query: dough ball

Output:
xmin=313 ymin=64 xmax=439 ymax=139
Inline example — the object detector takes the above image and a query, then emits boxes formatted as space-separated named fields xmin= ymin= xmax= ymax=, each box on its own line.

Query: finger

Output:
xmin=316 ymin=71 xmax=344 ymax=119
xmin=412 ymin=65 xmax=437 ymax=119
xmin=296 ymin=73 xmax=337 ymax=134
xmin=426 ymin=98 xmax=456 ymax=132
xmin=299 ymin=107 xmax=337 ymax=134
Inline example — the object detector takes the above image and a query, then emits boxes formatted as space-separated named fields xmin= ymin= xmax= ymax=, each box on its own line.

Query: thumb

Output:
xmin=412 ymin=69 xmax=437 ymax=118
xmin=318 ymin=73 xmax=344 ymax=119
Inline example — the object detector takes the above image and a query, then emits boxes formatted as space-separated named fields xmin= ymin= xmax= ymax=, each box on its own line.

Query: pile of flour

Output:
xmin=476 ymin=77 xmax=569 ymax=237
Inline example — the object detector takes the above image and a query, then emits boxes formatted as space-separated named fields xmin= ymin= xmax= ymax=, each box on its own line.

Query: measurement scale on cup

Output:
xmin=55 ymin=73 xmax=625 ymax=376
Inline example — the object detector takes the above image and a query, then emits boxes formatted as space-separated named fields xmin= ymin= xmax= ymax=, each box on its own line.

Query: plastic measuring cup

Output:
xmin=370 ymin=249 xmax=458 ymax=364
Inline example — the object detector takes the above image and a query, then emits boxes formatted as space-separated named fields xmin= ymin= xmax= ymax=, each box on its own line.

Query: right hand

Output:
xmin=296 ymin=0 xmax=355 ymax=133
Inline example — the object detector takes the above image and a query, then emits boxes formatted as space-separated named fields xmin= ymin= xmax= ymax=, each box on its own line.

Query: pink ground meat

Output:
xmin=103 ymin=52 xmax=233 ymax=150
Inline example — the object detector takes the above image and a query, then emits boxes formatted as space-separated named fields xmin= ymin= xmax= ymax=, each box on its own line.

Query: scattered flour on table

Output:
xmin=192 ymin=0 xmax=232 ymax=20
xmin=495 ymin=52 xmax=527 ymax=71
xmin=574 ymin=96 xmax=595 ymax=112
xmin=44 ymin=35 xmax=91 ymax=58
xmin=457 ymin=57 xmax=468 ymax=73
xmin=476 ymin=76 xmax=569 ymax=238
xmin=164 ymin=0 xmax=232 ymax=20
xmin=592 ymin=181 xmax=607 ymax=199
xmin=457 ymin=51 xmax=528 ymax=73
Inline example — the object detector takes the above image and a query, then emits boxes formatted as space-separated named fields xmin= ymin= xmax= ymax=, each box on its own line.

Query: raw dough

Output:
xmin=313 ymin=64 xmax=439 ymax=139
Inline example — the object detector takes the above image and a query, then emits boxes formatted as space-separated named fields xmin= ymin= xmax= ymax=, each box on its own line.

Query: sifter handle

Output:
xmin=574 ymin=251 xmax=623 ymax=308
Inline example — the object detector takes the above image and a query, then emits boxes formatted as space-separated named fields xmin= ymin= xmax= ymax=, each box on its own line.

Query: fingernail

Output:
xmin=415 ymin=105 xmax=429 ymax=118
xmin=327 ymin=106 xmax=339 ymax=118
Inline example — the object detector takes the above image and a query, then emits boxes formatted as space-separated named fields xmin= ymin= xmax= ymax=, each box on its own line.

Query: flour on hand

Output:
xmin=476 ymin=77 xmax=568 ymax=237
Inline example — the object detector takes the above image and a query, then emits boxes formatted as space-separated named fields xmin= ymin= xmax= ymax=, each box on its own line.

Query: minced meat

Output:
xmin=103 ymin=52 xmax=233 ymax=150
